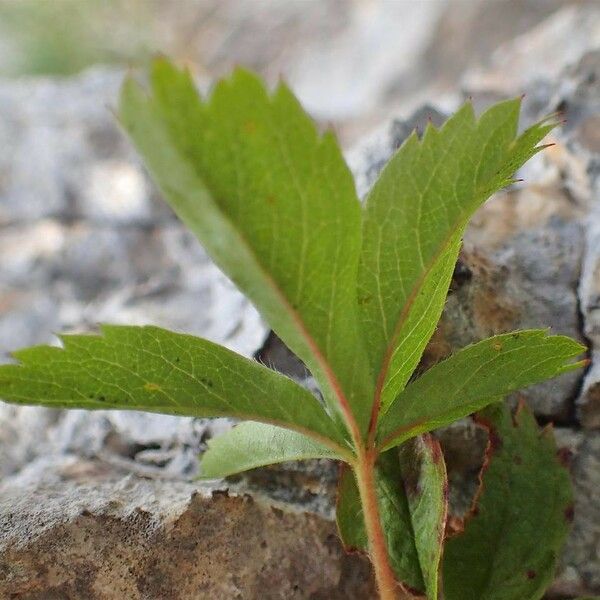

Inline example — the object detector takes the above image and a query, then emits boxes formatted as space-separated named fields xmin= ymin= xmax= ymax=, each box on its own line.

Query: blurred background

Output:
xmin=0 ymin=0 xmax=596 ymax=143
xmin=1 ymin=0 xmax=599 ymax=356
xmin=1 ymin=3 xmax=600 ymax=597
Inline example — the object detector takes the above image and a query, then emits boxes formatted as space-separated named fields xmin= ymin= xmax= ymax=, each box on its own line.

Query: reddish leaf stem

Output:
xmin=355 ymin=448 xmax=403 ymax=600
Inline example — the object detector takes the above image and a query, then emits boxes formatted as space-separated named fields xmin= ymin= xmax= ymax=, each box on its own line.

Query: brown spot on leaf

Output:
xmin=463 ymin=414 xmax=502 ymax=526
xmin=564 ymin=505 xmax=575 ymax=523
xmin=446 ymin=516 xmax=465 ymax=537
xmin=526 ymin=570 xmax=536 ymax=580
xmin=429 ymin=437 xmax=444 ymax=464
xmin=144 ymin=383 xmax=162 ymax=392
xmin=488 ymin=429 xmax=503 ymax=451
xmin=243 ymin=120 xmax=257 ymax=134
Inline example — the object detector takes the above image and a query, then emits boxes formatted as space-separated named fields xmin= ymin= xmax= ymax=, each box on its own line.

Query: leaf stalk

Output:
xmin=354 ymin=447 xmax=403 ymax=600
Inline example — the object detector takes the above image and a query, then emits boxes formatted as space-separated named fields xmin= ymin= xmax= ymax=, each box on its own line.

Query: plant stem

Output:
xmin=355 ymin=449 xmax=401 ymax=600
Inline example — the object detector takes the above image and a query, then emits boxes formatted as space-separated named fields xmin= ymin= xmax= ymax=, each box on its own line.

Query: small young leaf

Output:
xmin=378 ymin=330 xmax=585 ymax=451
xmin=336 ymin=435 xmax=447 ymax=597
xmin=359 ymin=100 xmax=557 ymax=418
xmin=0 ymin=325 xmax=346 ymax=449
xmin=443 ymin=402 xmax=573 ymax=600
xmin=200 ymin=422 xmax=344 ymax=478
xmin=119 ymin=59 xmax=374 ymax=435
xmin=397 ymin=436 xmax=448 ymax=599
xmin=337 ymin=457 xmax=424 ymax=593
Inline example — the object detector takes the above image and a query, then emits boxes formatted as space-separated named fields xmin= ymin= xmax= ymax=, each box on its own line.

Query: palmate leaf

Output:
xmin=443 ymin=402 xmax=573 ymax=600
xmin=336 ymin=435 xmax=447 ymax=597
xmin=200 ymin=422 xmax=341 ymax=478
xmin=118 ymin=60 xmax=374 ymax=435
xmin=359 ymin=100 xmax=557 ymax=418
xmin=378 ymin=330 xmax=586 ymax=451
xmin=0 ymin=325 xmax=348 ymax=453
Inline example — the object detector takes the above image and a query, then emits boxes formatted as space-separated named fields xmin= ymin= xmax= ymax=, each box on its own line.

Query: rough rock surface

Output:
xmin=0 ymin=474 xmax=375 ymax=599
xmin=1 ymin=7 xmax=600 ymax=599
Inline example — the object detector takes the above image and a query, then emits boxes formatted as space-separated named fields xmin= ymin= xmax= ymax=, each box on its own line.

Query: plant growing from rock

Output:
xmin=0 ymin=59 xmax=588 ymax=599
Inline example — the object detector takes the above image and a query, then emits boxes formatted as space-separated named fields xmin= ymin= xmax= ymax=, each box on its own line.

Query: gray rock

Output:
xmin=553 ymin=429 xmax=600 ymax=595
xmin=462 ymin=5 xmax=600 ymax=98
xmin=0 ymin=70 xmax=128 ymax=223
xmin=0 ymin=473 xmax=375 ymax=600
xmin=578 ymin=202 xmax=600 ymax=428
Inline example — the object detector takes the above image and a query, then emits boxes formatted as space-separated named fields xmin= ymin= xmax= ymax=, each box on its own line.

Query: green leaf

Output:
xmin=200 ymin=422 xmax=342 ymax=478
xmin=378 ymin=330 xmax=586 ymax=451
xmin=397 ymin=436 xmax=448 ymax=599
xmin=118 ymin=59 xmax=373 ymax=435
xmin=336 ymin=435 xmax=447 ymax=597
xmin=0 ymin=325 xmax=348 ymax=451
xmin=443 ymin=402 xmax=574 ymax=600
xmin=358 ymin=100 xmax=557 ymax=417
xmin=336 ymin=463 xmax=369 ymax=553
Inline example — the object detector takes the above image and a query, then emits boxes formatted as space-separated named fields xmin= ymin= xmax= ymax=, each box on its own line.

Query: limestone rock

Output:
xmin=552 ymin=429 xmax=600 ymax=595
xmin=578 ymin=202 xmax=600 ymax=428
xmin=0 ymin=472 xmax=375 ymax=599
xmin=462 ymin=5 xmax=600 ymax=97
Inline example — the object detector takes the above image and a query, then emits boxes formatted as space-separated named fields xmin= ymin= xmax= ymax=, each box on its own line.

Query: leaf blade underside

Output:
xmin=0 ymin=325 xmax=347 ymax=451
xmin=118 ymin=59 xmax=373 ymax=436
xmin=378 ymin=330 xmax=586 ymax=451
xmin=443 ymin=402 xmax=574 ymax=600
xmin=359 ymin=100 xmax=557 ymax=420
xmin=200 ymin=421 xmax=343 ymax=478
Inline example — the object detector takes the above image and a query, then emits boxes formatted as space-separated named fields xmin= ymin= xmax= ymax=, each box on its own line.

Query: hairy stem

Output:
xmin=355 ymin=449 xmax=401 ymax=600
